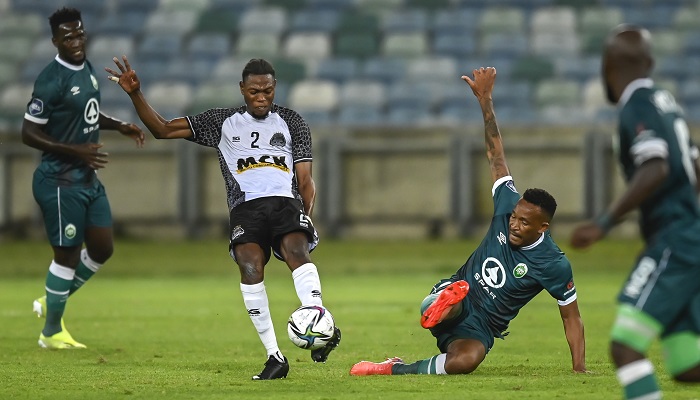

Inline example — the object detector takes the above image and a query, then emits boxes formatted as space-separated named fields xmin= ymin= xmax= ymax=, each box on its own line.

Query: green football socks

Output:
xmin=43 ymin=261 xmax=75 ymax=336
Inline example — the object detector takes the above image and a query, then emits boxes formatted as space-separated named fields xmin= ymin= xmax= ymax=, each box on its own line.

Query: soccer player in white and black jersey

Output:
xmin=107 ymin=57 xmax=340 ymax=380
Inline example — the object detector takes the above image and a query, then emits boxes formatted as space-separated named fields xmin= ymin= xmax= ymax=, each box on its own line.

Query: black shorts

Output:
xmin=228 ymin=196 xmax=318 ymax=263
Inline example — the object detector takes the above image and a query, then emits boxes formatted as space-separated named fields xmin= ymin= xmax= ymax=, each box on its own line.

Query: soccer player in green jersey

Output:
xmin=571 ymin=25 xmax=700 ymax=399
xmin=351 ymin=67 xmax=587 ymax=376
xmin=22 ymin=7 xmax=145 ymax=349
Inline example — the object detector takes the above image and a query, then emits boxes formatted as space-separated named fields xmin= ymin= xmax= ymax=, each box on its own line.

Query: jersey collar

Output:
xmin=618 ymin=78 xmax=653 ymax=109
xmin=55 ymin=54 xmax=85 ymax=71
xmin=520 ymin=232 xmax=545 ymax=251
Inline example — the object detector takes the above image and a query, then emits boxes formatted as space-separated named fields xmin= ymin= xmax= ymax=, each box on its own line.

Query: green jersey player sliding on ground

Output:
xmin=351 ymin=67 xmax=587 ymax=376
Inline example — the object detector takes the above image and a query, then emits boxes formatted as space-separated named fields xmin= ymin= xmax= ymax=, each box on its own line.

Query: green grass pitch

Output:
xmin=1 ymin=239 xmax=698 ymax=399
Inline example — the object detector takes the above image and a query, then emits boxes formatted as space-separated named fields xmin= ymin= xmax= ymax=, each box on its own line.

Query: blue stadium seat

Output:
xmin=113 ymin=0 xmax=160 ymax=14
xmin=290 ymin=9 xmax=340 ymax=33
xmin=623 ymin=6 xmax=676 ymax=30
xmin=339 ymin=80 xmax=387 ymax=108
xmin=19 ymin=58 xmax=50 ymax=83
xmin=387 ymin=81 xmax=433 ymax=109
xmin=186 ymin=33 xmax=231 ymax=63
xmin=682 ymin=31 xmax=700 ymax=56
xmin=94 ymin=11 xmax=149 ymax=36
xmin=387 ymin=105 xmax=433 ymax=126
xmin=240 ymin=7 xmax=287 ymax=34
xmin=655 ymin=56 xmax=688 ymax=82
xmin=361 ymin=58 xmax=407 ymax=84
xmin=481 ymin=33 xmax=529 ymax=59
xmin=433 ymin=33 xmax=477 ymax=59
xmin=315 ymin=58 xmax=359 ymax=84
xmin=382 ymin=32 xmax=428 ymax=58
xmin=163 ymin=59 xmax=217 ymax=86
xmin=556 ymin=56 xmax=599 ymax=83
xmin=405 ymin=57 xmax=458 ymax=83
xmin=432 ymin=9 xmax=481 ymax=35
xmin=381 ymin=8 xmax=429 ymax=32
xmin=137 ymin=34 xmax=183 ymax=62
xmin=337 ymin=105 xmax=383 ymax=126
xmin=678 ymin=78 xmax=700 ymax=106
xmin=305 ymin=0 xmax=356 ymax=11
xmin=492 ymin=81 xmax=533 ymax=107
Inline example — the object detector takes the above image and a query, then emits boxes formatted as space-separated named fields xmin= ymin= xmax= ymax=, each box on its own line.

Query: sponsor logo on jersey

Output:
xmin=231 ymin=136 xmax=240 ymax=142
xmin=247 ymin=308 xmax=261 ymax=316
xmin=71 ymin=86 xmax=80 ymax=95
xmin=513 ymin=263 xmax=528 ymax=278
xmin=231 ymin=225 xmax=244 ymax=240
xmin=311 ymin=290 xmax=322 ymax=298
xmin=269 ymin=132 xmax=286 ymax=147
xmin=29 ymin=98 xmax=43 ymax=115
xmin=84 ymin=98 xmax=99 ymax=125
xmin=474 ymin=257 xmax=507 ymax=300
xmin=90 ymin=74 xmax=98 ymax=90
xmin=497 ymin=231 xmax=507 ymax=245
xmin=64 ymin=223 xmax=77 ymax=239
xmin=236 ymin=155 xmax=288 ymax=173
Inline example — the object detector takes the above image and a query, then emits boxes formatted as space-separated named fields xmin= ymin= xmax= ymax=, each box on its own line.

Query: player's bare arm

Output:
xmin=98 ymin=112 xmax=145 ymax=148
xmin=462 ymin=67 xmax=510 ymax=183
xmin=106 ymin=55 xmax=193 ymax=140
xmin=558 ymin=300 xmax=588 ymax=373
xmin=295 ymin=161 xmax=316 ymax=217
xmin=571 ymin=157 xmax=668 ymax=249
xmin=21 ymin=119 xmax=108 ymax=170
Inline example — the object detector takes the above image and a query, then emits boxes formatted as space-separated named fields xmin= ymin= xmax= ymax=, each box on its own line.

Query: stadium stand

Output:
xmin=0 ymin=0 xmax=698 ymax=129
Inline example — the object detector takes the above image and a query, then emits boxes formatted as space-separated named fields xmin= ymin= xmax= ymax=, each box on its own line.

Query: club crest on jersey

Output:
xmin=64 ymin=223 xmax=77 ymax=239
xmin=236 ymin=155 xmax=289 ymax=173
xmin=90 ymin=74 xmax=98 ymax=90
xmin=28 ymin=98 xmax=43 ymax=116
xmin=269 ymin=132 xmax=286 ymax=147
xmin=513 ymin=263 xmax=528 ymax=278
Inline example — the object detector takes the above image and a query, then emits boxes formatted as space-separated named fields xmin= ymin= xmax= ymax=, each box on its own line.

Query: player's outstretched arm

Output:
xmin=462 ymin=67 xmax=510 ymax=183
xmin=105 ymin=55 xmax=192 ymax=140
xmin=558 ymin=300 xmax=588 ymax=373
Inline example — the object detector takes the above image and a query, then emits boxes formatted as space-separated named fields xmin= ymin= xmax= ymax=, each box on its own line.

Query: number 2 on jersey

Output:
xmin=251 ymin=131 xmax=260 ymax=148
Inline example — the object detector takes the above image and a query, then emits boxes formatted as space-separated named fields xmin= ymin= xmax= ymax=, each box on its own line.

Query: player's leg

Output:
xmin=662 ymin=294 xmax=700 ymax=382
xmin=420 ymin=280 xmax=469 ymax=329
xmin=72 ymin=182 xmax=113 ymax=295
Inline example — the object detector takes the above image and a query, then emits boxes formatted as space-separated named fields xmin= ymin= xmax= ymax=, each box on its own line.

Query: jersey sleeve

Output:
xmin=185 ymin=108 xmax=232 ymax=148
xmin=492 ymin=176 xmax=521 ymax=216
xmin=276 ymin=106 xmax=312 ymax=164
xmin=620 ymin=101 xmax=669 ymax=167
xmin=541 ymin=257 xmax=577 ymax=306
xmin=24 ymin=71 xmax=61 ymax=125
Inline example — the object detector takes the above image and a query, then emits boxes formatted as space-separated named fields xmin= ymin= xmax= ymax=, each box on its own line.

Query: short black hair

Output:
xmin=242 ymin=58 xmax=275 ymax=82
xmin=523 ymin=188 xmax=557 ymax=221
xmin=49 ymin=7 xmax=82 ymax=37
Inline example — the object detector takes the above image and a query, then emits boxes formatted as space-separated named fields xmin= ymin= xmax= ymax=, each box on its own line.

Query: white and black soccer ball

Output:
xmin=287 ymin=305 xmax=335 ymax=350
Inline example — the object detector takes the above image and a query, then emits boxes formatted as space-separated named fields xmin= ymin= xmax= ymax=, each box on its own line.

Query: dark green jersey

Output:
xmin=24 ymin=56 xmax=101 ymax=186
xmin=617 ymin=79 xmax=700 ymax=241
xmin=453 ymin=177 xmax=577 ymax=336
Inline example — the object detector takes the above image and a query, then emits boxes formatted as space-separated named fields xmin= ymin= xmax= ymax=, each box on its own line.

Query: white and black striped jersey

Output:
xmin=186 ymin=104 xmax=312 ymax=211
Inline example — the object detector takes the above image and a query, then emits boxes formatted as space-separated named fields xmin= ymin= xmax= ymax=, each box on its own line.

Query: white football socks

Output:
xmin=292 ymin=263 xmax=323 ymax=306
xmin=240 ymin=281 xmax=281 ymax=357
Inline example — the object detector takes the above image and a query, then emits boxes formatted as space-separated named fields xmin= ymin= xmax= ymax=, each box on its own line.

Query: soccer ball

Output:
xmin=287 ymin=305 xmax=335 ymax=350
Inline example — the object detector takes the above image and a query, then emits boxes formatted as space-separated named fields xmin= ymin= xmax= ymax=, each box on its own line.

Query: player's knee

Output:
xmin=609 ymin=304 xmax=661 ymax=365
xmin=445 ymin=351 xmax=481 ymax=374
xmin=90 ymin=246 xmax=113 ymax=263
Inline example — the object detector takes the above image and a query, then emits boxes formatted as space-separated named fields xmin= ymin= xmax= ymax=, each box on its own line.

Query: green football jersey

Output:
xmin=453 ymin=177 xmax=577 ymax=336
xmin=616 ymin=78 xmax=700 ymax=241
xmin=24 ymin=55 xmax=101 ymax=186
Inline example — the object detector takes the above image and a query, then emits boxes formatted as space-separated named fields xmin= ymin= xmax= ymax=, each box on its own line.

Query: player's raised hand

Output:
xmin=105 ymin=55 xmax=141 ymax=94
xmin=462 ymin=67 xmax=496 ymax=102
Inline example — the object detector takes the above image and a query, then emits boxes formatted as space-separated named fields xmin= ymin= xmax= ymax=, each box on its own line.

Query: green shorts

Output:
xmin=32 ymin=172 xmax=112 ymax=247
xmin=425 ymin=279 xmax=496 ymax=354
xmin=618 ymin=220 xmax=700 ymax=337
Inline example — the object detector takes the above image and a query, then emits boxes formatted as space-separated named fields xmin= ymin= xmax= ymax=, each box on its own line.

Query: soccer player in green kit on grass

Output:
xmin=22 ymin=7 xmax=145 ymax=349
xmin=350 ymin=67 xmax=587 ymax=376
xmin=571 ymin=25 xmax=700 ymax=399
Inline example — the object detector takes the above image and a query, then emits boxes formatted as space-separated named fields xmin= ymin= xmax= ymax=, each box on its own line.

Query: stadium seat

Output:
xmin=651 ymin=30 xmax=682 ymax=57
xmin=288 ymin=79 xmax=339 ymax=112
xmin=382 ymin=32 xmax=428 ymax=58
xmin=381 ymin=9 xmax=429 ymax=32
xmin=19 ymin=58 xmax=50 ymax=83
xmin=361 ymin=58 xmax=407 ymax=84
xmin=0 ymin=82 xmax=33 ymax=115
xmin=578 ymin=6 xmax=623 ymax=34
xmin=0 ymin=61 xmax=18 ymax=90
xmin=556 ymin=56 xmax=599 ymax=83
xmin=337 ymin=105 xmax=383 ymax=126
xmin=479 ymin=7 xmax=526 ymax=35
xmin=263 ymin=0 xmax=305 ymax=12
xmin=188 ymin=79 xmax=241 ymax=113
xmin=163 ymin=59 xmax=216 ymax=86
xmin=94 ymin=11 xmax=149 ymax=36
xmin=335 ymin=33 xmax=379 ymax=59
xmin=531 ymin=32 xmax=580 ymax=57
xmin=336 ymin=11 xmax=380 ymax=35
xmin=271 ymin=59 xmax=307 ymax=85
xmin=433 ymin=33 xmax=477 ymax=59
xmin=159 ymin=0 xmax=210 ymax=12
xmin=132 ymin=59 xmax=170 ymax=86
xmin=511 ymin=55 xmax=555 ymax=83
xmin=432 ymin=9 xmax=481 ymax=36
xmin=539 ymin=104 xmax=587 ymax=125
xmin=582 ymin=77 xmax=607 ymax=117
xmin=438 ymin=103 xmax=483 ymax=124
xmin=481 ymin=33 xmax=529 ymax=59
xmin=682 ymin=31 xmax=700 ymax=56
xmin=387 ymin=81 xmax=434 ymax=109
xmin=306 ymin=0 xmax=355 ymax=11
xmin=290 ymin=9 xmax=340 ymax=33
xmin=113 ymin=0 xmax=160 ymax=14
xmin=405 ymin=57 xmax=458 ymax=83
xmin=143 ymin=10 xmax=198 ymax=35
xmin=186 ymin=33 xmax=231 ymax=63
xmin=406 ymin=0 xmax=451 ymax=10
xmin=655 ymin=56 xmax=687 ymax=82
xmin=212 ymin=57 xmax=249 ymax=81
xmin=535 ymin=79 xmax=580 ymax=108
xmin=623 ymin=6 xmax=675 ymax=30
xmin=0 ymin=12 xmax=43 ymax=37
xmin=339 ymin=80 xmax=387 ymax=108
xmin=355 ymin=0 xmax=407 ymax=16
xmin=137 ymin=34 xmax=183 ymax=62
xmin=283 ymin=32 xmax=332 ymax=61
xmin=387 ymin=105 xmax=433 ymax=126
xmin=315 ymin=58 xmax=359 ymax=84
xmin=8 ymin=0 xmax=59 ymax=17
xmin=87 ymin=36 xmax=135 ymax=67
xmin=581 ymin=31 xmax=608 ymax=55
xmin=300 ymin=110 xmax=334 ymax=126
xmin=492 ymin=81 xmax=533 ymax=107
xmin=530 ymin=6 xmax=577 ymax=35
xmin=194 ymin=9 xmax=239 ymax=33
xmin=239 ymin=7 xmax=287 ymax=34
xmin=235 ymin=33 xmax=280 ymax=60
xmin=27 ymin=39 xmax=57 ymax=64
xmin=144 ymin=82 xmax=193 ymax=114
xmin=673 ymin=7 xmax=700 ymax=32
xmin=0 ymin=35 xmax=35 ymax=65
